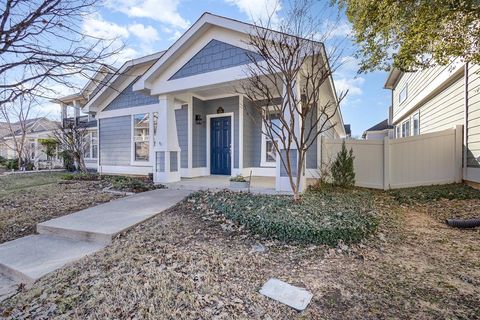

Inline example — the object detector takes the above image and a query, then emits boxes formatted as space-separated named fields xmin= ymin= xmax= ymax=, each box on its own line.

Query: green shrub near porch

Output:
xmin=194 ymin=187 xmax=378 ymax=246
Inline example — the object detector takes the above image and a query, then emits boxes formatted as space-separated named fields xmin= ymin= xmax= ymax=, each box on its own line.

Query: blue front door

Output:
xmin=211 ymin=116 xmax=231 ymax=175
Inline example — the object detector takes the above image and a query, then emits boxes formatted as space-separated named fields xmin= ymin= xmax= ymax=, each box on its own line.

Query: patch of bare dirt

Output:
xmin=0 ymin=181 xmax=122 ymax=243
xmin=1 ymin=193 xmax=479 ymax=319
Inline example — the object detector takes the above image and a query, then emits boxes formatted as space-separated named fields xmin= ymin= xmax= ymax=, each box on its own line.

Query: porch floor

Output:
xmin=165 ymin=175 xmax=283 ymax=194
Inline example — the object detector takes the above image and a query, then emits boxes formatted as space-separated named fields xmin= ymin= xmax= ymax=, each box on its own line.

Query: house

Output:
xmin=384 ymin=60 xmax=480 ymax=183
xmin=55 ymin=13 xmax=346 ymax=191
xmin=362 ymin=119 xmax=393 ymax=140
xmin=343 ymin=124 xmax=351 ymax=138
xmin=0 ymin=117 xmax=63 ymax=168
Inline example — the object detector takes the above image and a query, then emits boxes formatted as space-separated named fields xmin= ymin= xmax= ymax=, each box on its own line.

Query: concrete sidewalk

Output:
xmin=0 ymin=188 xmax=191 ymax=302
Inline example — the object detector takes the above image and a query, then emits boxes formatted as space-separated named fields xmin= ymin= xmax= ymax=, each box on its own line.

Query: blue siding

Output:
xmin=99 ymin=116 xmax=131 ymax=166
xmin=175 ymin=105 xmax=189 ymax=169
xmin=192 ymin=97 xmax=206 ymax=168
xmin=104 ymin=78 xmax=158 ymax=111
xmin=306 ymin=107 xmax=318 ymax=169
xmin=170 ymin=40 xmax=263 ymax=80
xmin=192 ymin=96 xmax=240 ymax=169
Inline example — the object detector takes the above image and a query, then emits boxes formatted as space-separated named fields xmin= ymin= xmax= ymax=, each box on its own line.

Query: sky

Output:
xmin=46 ymin=0 xmax=392 ymax=137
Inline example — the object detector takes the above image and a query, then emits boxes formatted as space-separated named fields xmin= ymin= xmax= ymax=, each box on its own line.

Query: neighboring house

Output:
xmin=384 ymin=60 xmax=480 ymax=183
xmin=343 ymin=124 xmax=351 ymax=139
xmin=362 ymin=119 xmax=393 ymax=140
xmin=1 ymin=117 xmax=62 ymax=168
xmin=55 ymin=13 xmax=346 ymax=191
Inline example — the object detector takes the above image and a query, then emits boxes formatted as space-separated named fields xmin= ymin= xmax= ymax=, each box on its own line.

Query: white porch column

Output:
xmin=275 ymin=77 xmax=307 ymax=192
xmin=154 ymin=95 xmax=181 ymax=184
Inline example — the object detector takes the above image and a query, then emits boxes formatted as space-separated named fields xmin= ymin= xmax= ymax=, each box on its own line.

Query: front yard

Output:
xmin=0 ymin=173 xmax=122 ymax=243
xmin=1 ymin=183 xmax=479 ymax=319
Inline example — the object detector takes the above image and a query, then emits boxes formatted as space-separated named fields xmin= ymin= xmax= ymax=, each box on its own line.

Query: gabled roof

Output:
xmin=3 ymin=117 xmax=60 ymax=138
xmin=133 ymin=12 xmax=327 ymax=93
xmin=53 ymin=66 xmax=118 ymax=105
xmin=362 ymin=119 xmax=393 ymax=138
xmin=83 ymin=51 xmax=165 ymax=112
xmin=384 ymin=68 xmax=404 ymax=89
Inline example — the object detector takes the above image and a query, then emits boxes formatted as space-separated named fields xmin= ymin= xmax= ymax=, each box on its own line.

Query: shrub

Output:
xmin=389 ymin=183 xmax=480 ymax=204
xmin=194 ymin=188 xmax=378 ymax=246
xmin=59 ymin=150 xmax=75 ymax=172
xmin=331 ymin=141 xmax=355 ymax=187
xmin=0 ymin=156 xmax=6 ymax=166
xmin=5 ymin=159 xmax=19 ymax=170
xmin=102 ymin=175 xmax=163 ymax=193
xmin=230 ymin=175 xmax=247 ymax=182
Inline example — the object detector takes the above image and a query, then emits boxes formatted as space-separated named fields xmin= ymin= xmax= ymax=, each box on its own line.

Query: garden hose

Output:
xmin=446 ymin=218 xmax=480 ymax=229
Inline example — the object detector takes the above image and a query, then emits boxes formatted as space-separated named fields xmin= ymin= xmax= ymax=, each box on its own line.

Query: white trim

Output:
xmin=83 ymin=129 xmax=98 ymax=161
xmin=238 ymin=95 xmax=244 ymax=171
xmin=98 ymin=165 xmax=153 ymax=175
xmin=260 ymin=106 xmax=280 ymax=167
xmin=97 ymin=104 xmax=159 ymax=119
xmin=84 ymin=52 xmax=164 ymax=112
xmin=187 ymin=95 xmax=193 ymax=170
xmin=206 ymin=112 xmax=234 ymax=176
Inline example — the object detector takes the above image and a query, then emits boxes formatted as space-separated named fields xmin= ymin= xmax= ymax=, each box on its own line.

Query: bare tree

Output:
xmin=53 ymin=121 xmax=89 ymax=173
xmin=0 ymin=0 xmax=123 ymax=105
xmin=0 ymin=95 xmax=38 ymax=169
xmin=238 ymin=0 xmax=347 ymax=200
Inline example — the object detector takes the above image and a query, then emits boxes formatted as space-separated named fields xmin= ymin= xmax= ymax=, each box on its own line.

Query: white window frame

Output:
xmin=399 ymin=84 xmax=408 ymax=104
xmin=395 ymin=125 xmax=401 ymax=139
xmin=130 ymin=112 xmax=155 ymax=166
xmin=412 ymin=112 xmax=420 ymax=136
xmin=260 ymin=106 xmax=282 ymax=167
xmin=84 ymin=130 xmax=98 ymax=160
xmin=401 ymin=119 xmax=411 ymax=138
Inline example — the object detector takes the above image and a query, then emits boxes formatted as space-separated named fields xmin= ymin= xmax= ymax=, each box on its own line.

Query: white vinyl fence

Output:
xmin=321 ymin=125 xmax=463 ymax=190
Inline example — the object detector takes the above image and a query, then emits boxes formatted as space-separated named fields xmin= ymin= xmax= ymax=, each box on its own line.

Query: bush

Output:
xmin=59 ymin=150 xmax=75 ymax=172
xmin=5 ymin=159 xmax=19 ymax=170
xmin=331 ymin=141 xmax=355 ymax=187
xmin=389 ymin=183 xmax=480 ymax=204
xmin=102 ymin=175 xmax=163 ymax=193
xmin=194 ymin=188 xmax=378 ymax=246
xmin=230 ymin=175 xmax=247 ymax=182
xmin=0 ymin=156 xmax=6 ymax=166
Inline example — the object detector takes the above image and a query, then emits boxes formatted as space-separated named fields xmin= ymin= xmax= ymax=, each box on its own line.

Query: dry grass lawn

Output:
xmin=0 ymin=187 xmax=479 ymax=319
xmin=0 ymin=173 xmax=122 ymax=243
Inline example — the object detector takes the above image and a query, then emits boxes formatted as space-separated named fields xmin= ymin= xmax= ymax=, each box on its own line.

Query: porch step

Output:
xmin=0 ymin=235 xmax=105 ymax=284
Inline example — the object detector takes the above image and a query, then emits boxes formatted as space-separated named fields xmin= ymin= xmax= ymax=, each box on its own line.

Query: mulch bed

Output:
xmin=1 ymin=191 xmax=479 ymax=319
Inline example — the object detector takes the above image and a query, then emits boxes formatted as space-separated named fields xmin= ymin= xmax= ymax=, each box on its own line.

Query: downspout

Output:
xmin=463 ymin=62 xmax=469 ymax=180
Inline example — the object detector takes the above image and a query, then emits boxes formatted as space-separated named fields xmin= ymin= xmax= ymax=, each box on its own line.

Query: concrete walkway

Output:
xmin=0 ymin=189 xmax=191 ymax=302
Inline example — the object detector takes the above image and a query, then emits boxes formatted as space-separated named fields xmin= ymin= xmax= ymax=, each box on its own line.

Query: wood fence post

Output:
xmin=383 ymin=136 xmax=390 ymax=190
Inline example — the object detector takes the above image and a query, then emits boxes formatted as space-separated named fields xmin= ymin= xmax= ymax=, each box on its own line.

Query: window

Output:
xmin=399 ymin=84 xmax=407 ymax=104
xmin=84 ymin=131 xmax=98 ymax=159
xmin=261 ymin=108 xmax=282 ymax=166
xmin=401 ymin=119 xmax=410 ymax=137
xmin=395 ymin=125 xmax=401 ymax=139
xmin=413 ymin=112 xmax=420 ymax=136
xmin=133 ymin=113 xmax=150 ymax=161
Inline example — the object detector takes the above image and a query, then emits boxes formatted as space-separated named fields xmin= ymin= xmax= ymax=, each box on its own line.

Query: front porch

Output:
xmin=165 ymin=175 xmax=276 ymax=194
xmin=164 ymin=175 xmax=317 ymax=194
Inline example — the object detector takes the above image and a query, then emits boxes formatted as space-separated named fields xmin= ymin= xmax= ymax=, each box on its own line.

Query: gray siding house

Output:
xmin=56 ymin=13 xmax=346 ymax=191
